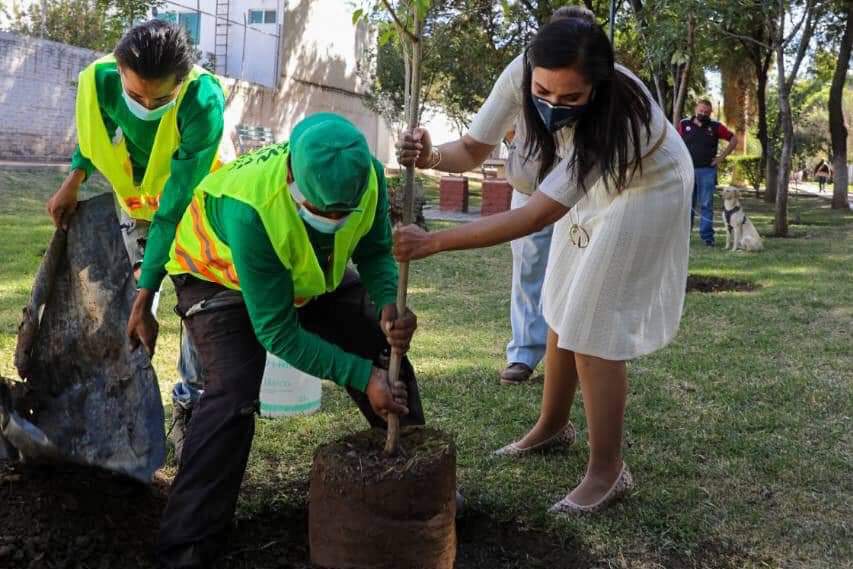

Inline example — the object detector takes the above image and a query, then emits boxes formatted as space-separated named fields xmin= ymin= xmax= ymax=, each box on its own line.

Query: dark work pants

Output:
xmin=157 ymin=273 xmax=425 ymax=568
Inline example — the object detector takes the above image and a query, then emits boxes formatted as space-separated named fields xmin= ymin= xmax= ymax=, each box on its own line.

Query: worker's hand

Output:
xmin=396 ymin=127 xmax=433 ymax=169
xmin=366 ymin=366 xmax=409 ymax=419
xmin=380 ymin=304 xmax=417 ymax=353
xmin=393 ymin=224 xmax=437 ymax=262
xmin=47 ymin=169 xmax=85 ymax=230
xmin=127 ymin=289 xmax=159 ymax=357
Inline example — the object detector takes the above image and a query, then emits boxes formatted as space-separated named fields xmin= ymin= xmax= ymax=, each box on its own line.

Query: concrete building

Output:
xmin=152 ymin=0 xmax=396 ymax=162
xmin=154 ymin=0 xmax=283 ymax=88
xmin=0 ymin=0 xmax=397 ymax=163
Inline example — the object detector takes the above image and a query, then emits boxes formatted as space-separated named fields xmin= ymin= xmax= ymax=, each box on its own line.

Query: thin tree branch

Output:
xmin=709 ymin=20 xmax=773 ymax=49
xmin=785 ymin=3 xmax=819 ymax=92
xmin=782 ymin=0 xmax=814 ymax=47
xmin=380 ymin=0 xmax=417 ymax=43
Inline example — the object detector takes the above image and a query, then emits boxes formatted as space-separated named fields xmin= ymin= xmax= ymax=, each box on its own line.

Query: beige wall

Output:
xmin=223 ymin=0 xmax=395 ymax=163
xmin=279 ymin=0 xmax=371 ymax=93
xmin=222 ymin=75 xmax=396 ymax=163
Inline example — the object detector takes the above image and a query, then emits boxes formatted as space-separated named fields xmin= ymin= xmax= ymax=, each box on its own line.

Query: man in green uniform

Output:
xmin=47 ymin=19 xmax=230 ymax=454
xmin=128 ymin=113 xmax=422 ymax=568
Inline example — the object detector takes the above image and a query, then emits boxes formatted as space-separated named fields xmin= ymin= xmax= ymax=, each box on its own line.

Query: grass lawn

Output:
xmin=1 ymin=167 xmax=851 ymax=568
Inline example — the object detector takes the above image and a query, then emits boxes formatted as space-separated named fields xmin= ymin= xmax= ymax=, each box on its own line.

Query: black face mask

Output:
xmin=533 ymin=96 xmax=589 ymax=132
xmin=696 ymin=113 xmax=711 ymax=125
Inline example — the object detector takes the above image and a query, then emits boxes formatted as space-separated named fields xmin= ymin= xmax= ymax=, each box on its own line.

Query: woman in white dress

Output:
xmin=395 ymin=7 xmax=693 ymax=514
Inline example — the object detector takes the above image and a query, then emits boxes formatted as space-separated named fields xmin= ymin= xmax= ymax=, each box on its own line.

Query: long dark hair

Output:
xmin=522 ymin=7 xmax=653 ymax=192
xmin=114 ymin=19 xmax=194 ymax=82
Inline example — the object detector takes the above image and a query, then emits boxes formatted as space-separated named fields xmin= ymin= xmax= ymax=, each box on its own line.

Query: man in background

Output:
xmin=678 ymin=99 xmax=738 ymax=247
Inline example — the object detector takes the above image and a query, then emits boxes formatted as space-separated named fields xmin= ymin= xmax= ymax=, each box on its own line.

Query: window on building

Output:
xmin=179 ymin=13 xmax=200 ymax=45
xmin=248 ymin=10 xmax=276 ymax=24
xmin=156 ymin=11 xmax=200 ymax=45
xmin=157 ymin=10 xmax=177 ymax=23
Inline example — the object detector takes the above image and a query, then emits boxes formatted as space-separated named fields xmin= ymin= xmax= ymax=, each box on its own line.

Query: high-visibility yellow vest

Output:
xmin=165 ymin=143 xmax=378 ymax=306
xmin=75 ymin=54 xmax=229 ymax=221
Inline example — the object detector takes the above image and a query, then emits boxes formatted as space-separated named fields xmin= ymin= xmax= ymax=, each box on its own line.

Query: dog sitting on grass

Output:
xmin=722 ymin=188 xmax=764 ymax=252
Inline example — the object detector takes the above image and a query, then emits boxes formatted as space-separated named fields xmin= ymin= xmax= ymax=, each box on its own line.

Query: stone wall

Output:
xmin=0 ymin=31 xmax=395 ymax=164
xmin=0 ymin=32 xmax=101 ymax=162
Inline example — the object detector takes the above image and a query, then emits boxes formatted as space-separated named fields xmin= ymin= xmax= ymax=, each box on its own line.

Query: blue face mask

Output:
xmin=121 ymin=84 xmax=178 ymax=121
xmin=533 ymin=96 xmax=589 ymax=132
xmin=290 ymin=182 xmax=350 ymax=234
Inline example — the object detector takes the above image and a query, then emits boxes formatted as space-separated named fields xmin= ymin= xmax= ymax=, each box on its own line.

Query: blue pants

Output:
xmin=173 ymin=322 xmax=203 ymax=410
xmin=691 ymin=167 xmax=717 ymax=244
xmin=506 ymin=190 xmax=553 ymax=369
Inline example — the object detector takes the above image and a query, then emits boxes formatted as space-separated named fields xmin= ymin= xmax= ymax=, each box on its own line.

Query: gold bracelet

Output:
xmin=427 ymin=147 xmax=442 ymax=169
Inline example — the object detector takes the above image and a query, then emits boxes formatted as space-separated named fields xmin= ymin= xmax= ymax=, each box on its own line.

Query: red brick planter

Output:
xmin=439 ymin=176 xmax=469 ymax=213
xmin=480 ymin=178 xmax=513 ymax=216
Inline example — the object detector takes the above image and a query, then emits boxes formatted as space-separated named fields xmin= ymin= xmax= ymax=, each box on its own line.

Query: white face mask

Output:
xmin=289 ymin=182 xmax=350 ymax=234
xmin=121 ymin=78 xmax=178 ymax=121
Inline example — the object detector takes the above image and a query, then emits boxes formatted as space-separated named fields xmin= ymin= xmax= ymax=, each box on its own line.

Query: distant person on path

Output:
xmin=677 ymin=99 xmax=738 ymax=247
xmin=814 ymin=159 xmax=832 ymax=193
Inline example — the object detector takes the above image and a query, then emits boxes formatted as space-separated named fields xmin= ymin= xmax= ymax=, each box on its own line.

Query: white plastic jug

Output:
xmin=259 ymin=353 xmax=322 ymax=417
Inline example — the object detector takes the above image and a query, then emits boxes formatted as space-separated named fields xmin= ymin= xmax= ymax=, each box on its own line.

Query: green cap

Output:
xmin=289 ymin=113 xmax=372 ymax=212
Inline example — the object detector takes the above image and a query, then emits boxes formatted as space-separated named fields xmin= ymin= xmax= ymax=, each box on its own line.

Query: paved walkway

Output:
xmin=423 ymin=206 xmax=481 ymax=223
xmin=790 ymin=181 xmax=852 ymax=210
xmin=0 ymin=160 xmax=70 ymax=170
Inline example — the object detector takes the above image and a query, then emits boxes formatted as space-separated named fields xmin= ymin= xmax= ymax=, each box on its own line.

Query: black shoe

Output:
xmin=500 ymin=363 xmax=534 ymax=385
xmin=704 ymin=240 xmax=715 ymax=247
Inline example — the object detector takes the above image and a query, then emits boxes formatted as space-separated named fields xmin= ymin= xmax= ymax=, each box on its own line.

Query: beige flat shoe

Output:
xmin=548 ymin=462 xmax=634 ymax=515
xmin=494 ymin=422 xmax=576 ymax=457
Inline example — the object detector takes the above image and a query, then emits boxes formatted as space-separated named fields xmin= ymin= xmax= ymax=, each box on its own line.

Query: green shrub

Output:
xmin=716 ymin=159 xmax=734 ymax=184
xmin=385 ymin=174 xmax=428 ymax=230
xmin=729 ymin=155 xmax=763 ymax=191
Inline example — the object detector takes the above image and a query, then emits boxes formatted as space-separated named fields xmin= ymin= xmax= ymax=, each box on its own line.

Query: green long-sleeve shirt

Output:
xmin=69 ymin=59 xmax=225 ymax=291
xmin=205 ymin=158 xmax=398 ymax=392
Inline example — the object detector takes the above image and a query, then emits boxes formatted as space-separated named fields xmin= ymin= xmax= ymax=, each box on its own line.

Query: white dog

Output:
xmin=722 ymin=188 xmax=764 ymax=252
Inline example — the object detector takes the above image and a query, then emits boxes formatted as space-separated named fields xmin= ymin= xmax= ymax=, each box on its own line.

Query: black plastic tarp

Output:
xmin=1 ymin=193 xmax=165 ymax=482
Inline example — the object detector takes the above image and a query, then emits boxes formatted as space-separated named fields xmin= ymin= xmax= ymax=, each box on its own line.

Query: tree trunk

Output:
xmin=766 ymin=152 xmax=779 ymax=203
xmin=385 ymin=3 xmax=424 ymax=456
xmin=653 ymin=73 xmax=666 ymax=110
xmin=628 ymin=0 xmax=668 ymax=110
xmin=671 ymin=17 xmax=696 ymax=125
xmin=722 ymin=61 xmax=751 ymax=155
xmin=830 ymin=1 xmax=852 ymax=210
xmin=755 ymin=55 xmax=770 ymax=199
xmin=774 ymin=44 xmax=792 ymax=237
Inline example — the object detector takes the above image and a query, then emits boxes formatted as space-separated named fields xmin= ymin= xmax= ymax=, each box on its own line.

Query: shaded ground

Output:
xmin=686 ymin=274 xmax=758 ymax=293
xmin=0 ymin=461 xmax=600 ymax=569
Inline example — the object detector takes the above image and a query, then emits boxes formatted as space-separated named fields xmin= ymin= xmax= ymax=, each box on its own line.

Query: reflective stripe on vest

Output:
xmin=165 ymin=143 xmax=379 ymax=306
xmin=75 ymin=54 xmax=229 ymax=221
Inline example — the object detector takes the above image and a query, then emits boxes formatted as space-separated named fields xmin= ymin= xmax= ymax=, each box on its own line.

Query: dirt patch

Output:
xmin=0 ymin=459 xmax=758 ymax=569
xmin=0 ymin=458 xmax=593 ymax=569
xmin=455 ymin=511 xmax=595 ymax=568
xmin=686 ymin=275 xmax=758 ymax=293
xmin=0 ymin=461 xmax=165 ymax=569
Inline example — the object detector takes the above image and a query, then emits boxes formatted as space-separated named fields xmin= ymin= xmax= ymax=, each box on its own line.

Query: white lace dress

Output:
xmin=468 ymin=55 xmax=693 ymax=360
